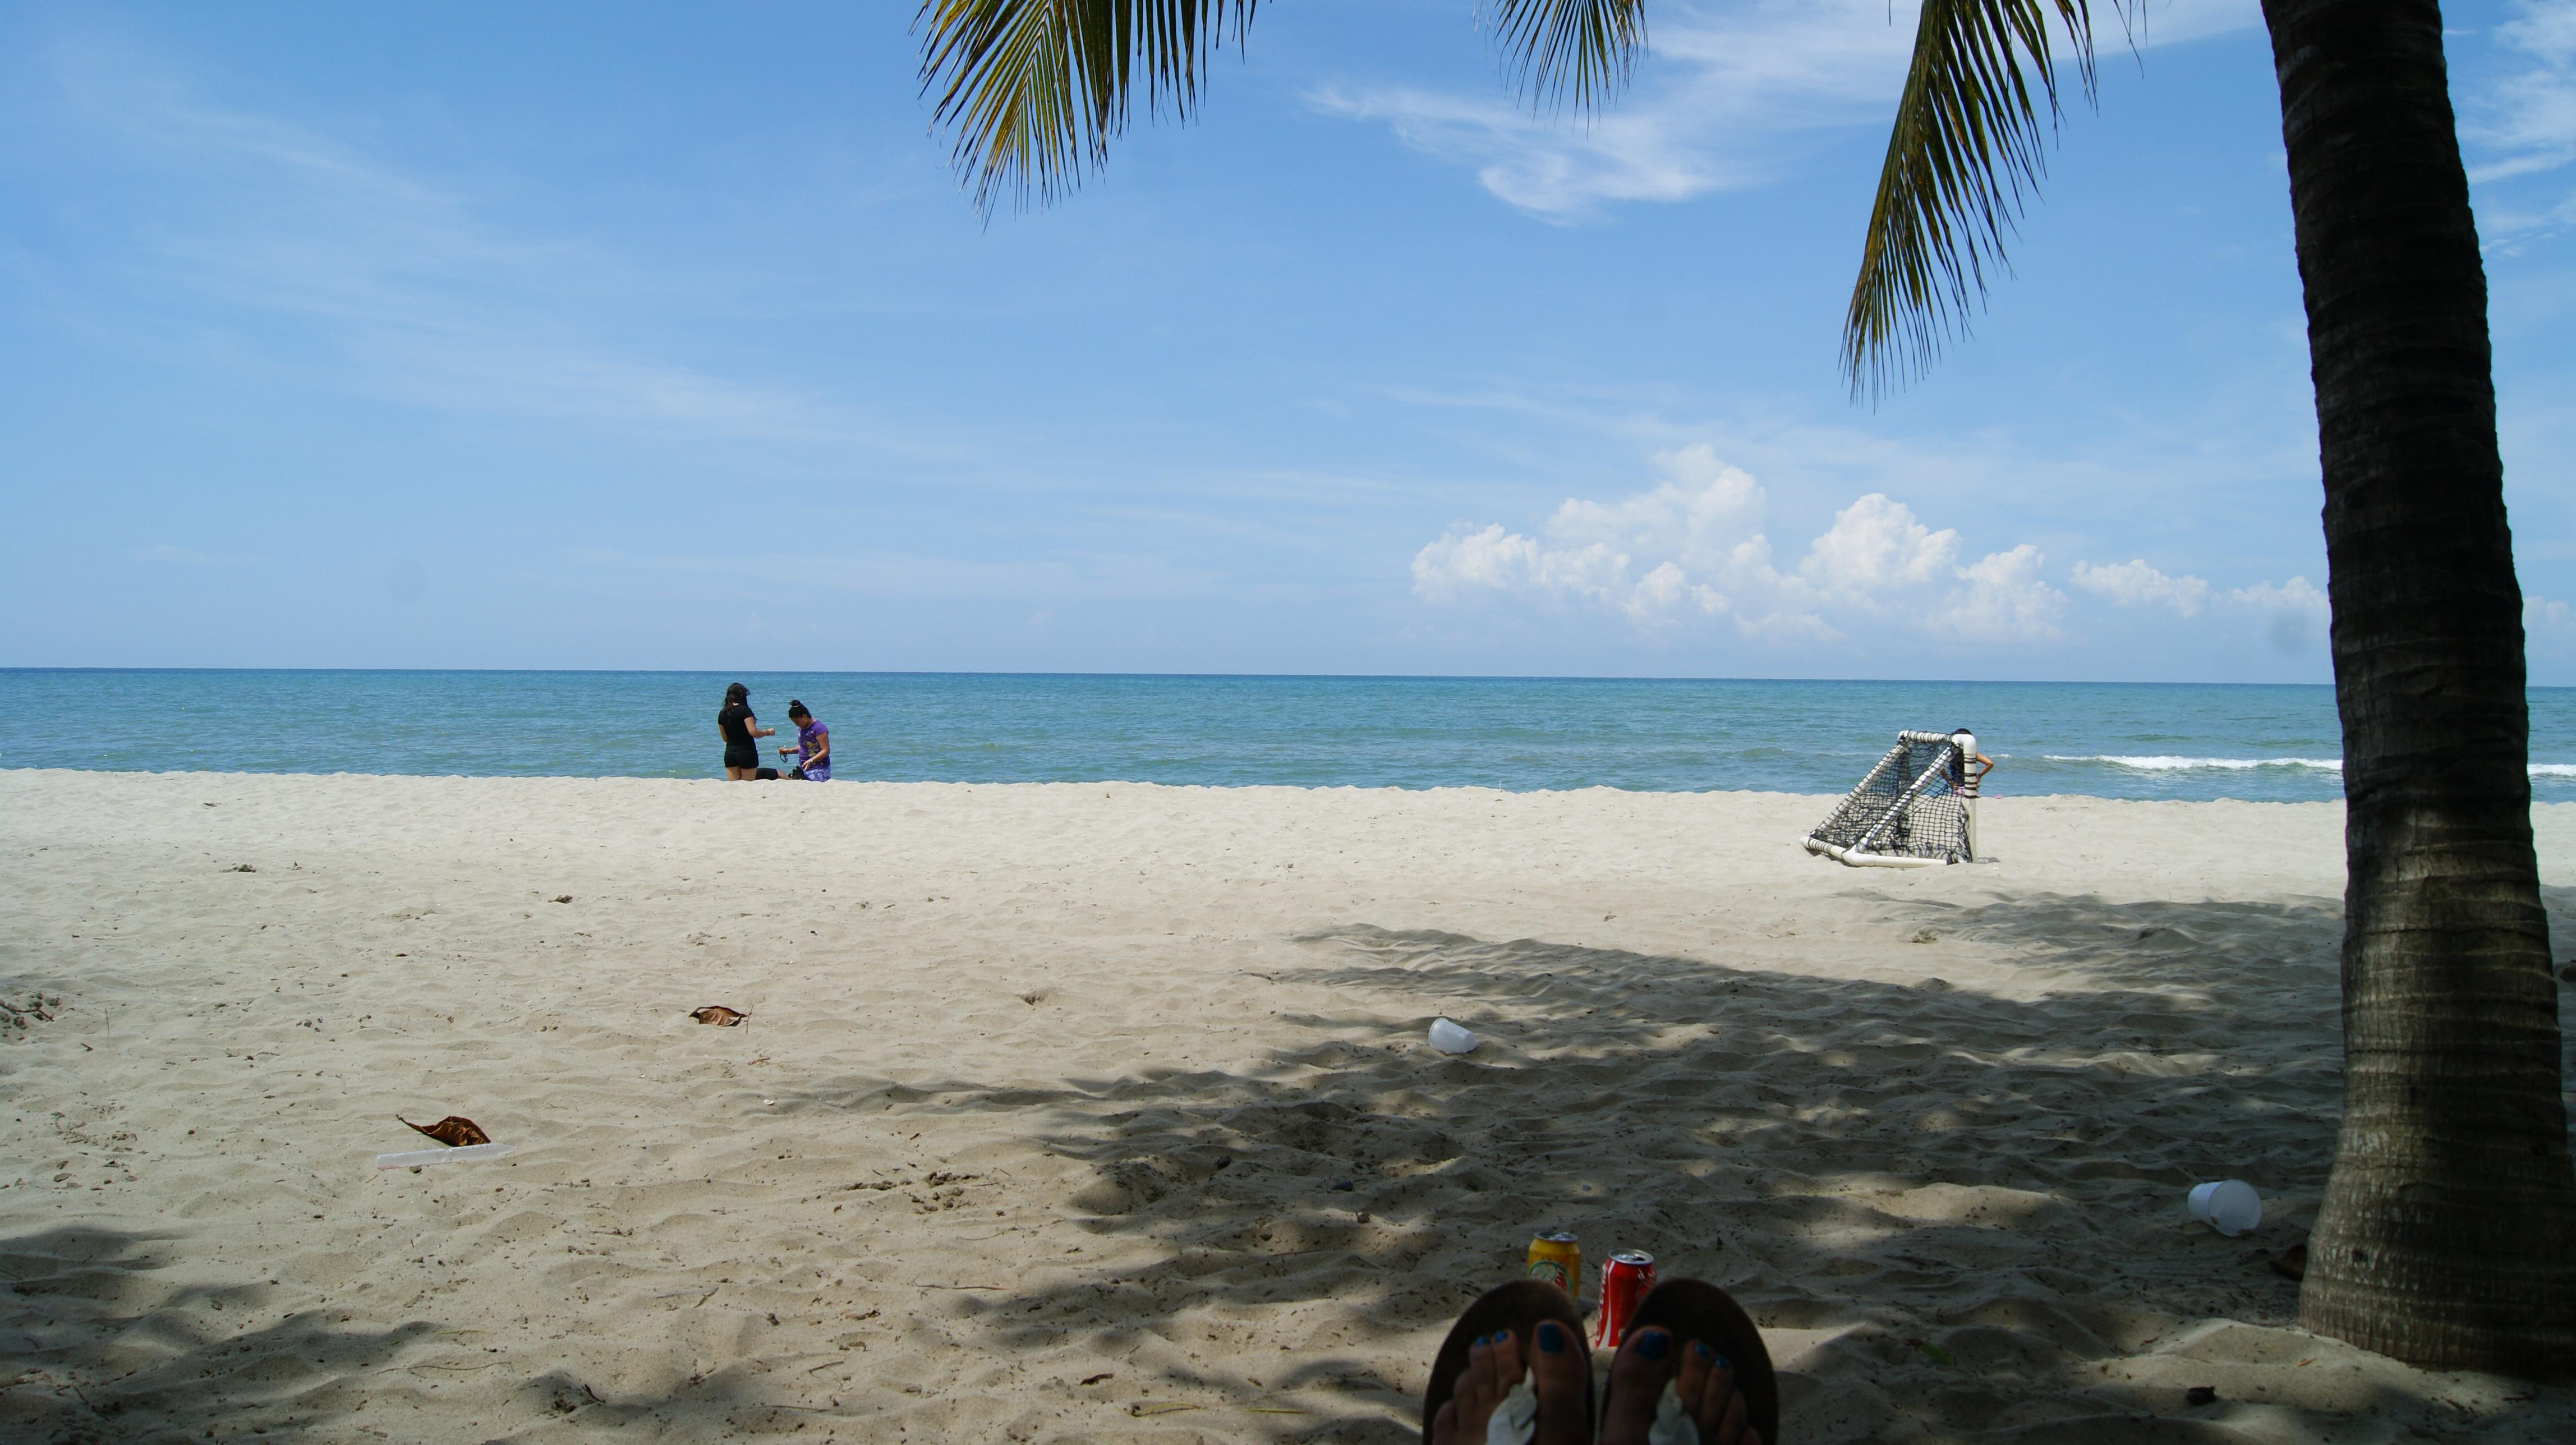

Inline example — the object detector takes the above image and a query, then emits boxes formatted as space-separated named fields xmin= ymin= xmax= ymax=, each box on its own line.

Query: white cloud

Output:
xmin=1626 ymin=560 xmax=1729 ymax=623
xmin=2528 ymin=592 xmax=2575 ymax=636
xmin=2229 ymin=575 xmax=2330 ymax=653
xmin=2071 ymin=558 xmax=2212 ymax=614
xmin=1413 ymin=445 xmax=1763 ymax=623
xmin=1409 ymin=523 xmax=1542 ymax=601
xmin=1945 ymin=544 xmax=2067 ymax=641
xmin=1411 ymin=450 xmax=2060 ymax=642
xmin=1313 ymin=0 xmax=2260 ymax=220
xmin=1798 ymin=493 xmax=1960 ymax=595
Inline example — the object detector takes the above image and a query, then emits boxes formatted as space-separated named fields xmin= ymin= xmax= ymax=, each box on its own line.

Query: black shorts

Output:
xmin=724 ymin=743 xmax=760 ymax=771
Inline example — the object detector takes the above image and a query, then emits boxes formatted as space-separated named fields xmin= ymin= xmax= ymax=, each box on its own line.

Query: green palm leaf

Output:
xmin=916 ymin=0 xmax=1258 ymax=212
xmin=918 ymin=2 xmax=1645 ymax=211
xmin=1489 ymin=0 xmax=1648 ymax=113
xmin=1843 ymin=0 xmax=2101 ymax=399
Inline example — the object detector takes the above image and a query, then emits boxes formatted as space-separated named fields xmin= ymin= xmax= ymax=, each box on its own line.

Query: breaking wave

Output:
xmin=2046 ymin=755 xmax=2576 ymax=778
xmin=2043 ymin=754 xmax=2341 ymax=772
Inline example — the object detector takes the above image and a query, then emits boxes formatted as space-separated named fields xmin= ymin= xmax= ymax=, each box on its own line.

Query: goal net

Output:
xmin=1803 ymin=730 xmax=1979 ymax=868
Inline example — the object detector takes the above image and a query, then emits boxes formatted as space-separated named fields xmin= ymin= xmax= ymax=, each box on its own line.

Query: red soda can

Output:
xmin=1595 ymin=1250 xmax=1657 ymax=1347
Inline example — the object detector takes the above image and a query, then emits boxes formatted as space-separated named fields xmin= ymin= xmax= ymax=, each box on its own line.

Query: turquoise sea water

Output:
xmin=6 ymin=669 xmax=2575 ymax=802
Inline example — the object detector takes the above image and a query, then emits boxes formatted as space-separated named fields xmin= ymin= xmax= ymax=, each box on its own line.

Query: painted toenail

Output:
xmin=1537 ymin=1322 xmax=1568 ymax=1354
xmin=1635 ymin=1330 xmax=1670 ymax=1361
xmin=1710 ymin=1354 xmax=1731 ymax=1372
xmin=1691 ymin=1341 xmax=1714 ymax=1362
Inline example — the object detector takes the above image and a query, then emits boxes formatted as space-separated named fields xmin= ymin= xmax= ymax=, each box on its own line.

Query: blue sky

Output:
xmin=3 ymin=1 xmax=2573 ymax=682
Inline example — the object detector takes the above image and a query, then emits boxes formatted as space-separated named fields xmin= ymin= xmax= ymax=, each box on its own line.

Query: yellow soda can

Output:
xmin=1525 ymin=1230 xmax=1581 ymax=1295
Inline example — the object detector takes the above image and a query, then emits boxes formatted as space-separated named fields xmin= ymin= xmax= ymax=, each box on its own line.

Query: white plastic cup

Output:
xmin=375 ymin=1143 xmax=518 ymax=1170
xmin=1426 ymin=1018 xmax=1478 ymax=1055
xmin=2186 ymin=1180 xmax=2262 ymax=1236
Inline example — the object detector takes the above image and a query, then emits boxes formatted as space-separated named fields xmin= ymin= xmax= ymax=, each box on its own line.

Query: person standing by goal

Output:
xmin=1951 ymin=728 xmax=1994 ymax=859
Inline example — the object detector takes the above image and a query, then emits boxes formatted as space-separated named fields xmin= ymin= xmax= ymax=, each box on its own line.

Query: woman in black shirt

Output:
xmin=717 ymin=682 xmax=774 ymax=780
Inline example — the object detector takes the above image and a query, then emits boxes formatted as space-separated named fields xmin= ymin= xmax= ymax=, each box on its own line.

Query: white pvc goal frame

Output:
xmin=1802 ymin=729 xmax=1980 ymax=868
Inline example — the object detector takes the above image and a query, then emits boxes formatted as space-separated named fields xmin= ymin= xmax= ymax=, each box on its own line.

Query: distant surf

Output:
xmin=2044 ymin=754 xmax=2342 ymax=772
xmin=2045 ymin=754 xmax=2576 ymax=779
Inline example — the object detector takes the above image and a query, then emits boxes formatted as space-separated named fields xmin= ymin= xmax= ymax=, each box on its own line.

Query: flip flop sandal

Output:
xmin=1420 ymin=1279 xmax=1595 ymax=1444
xmin=1598 ymin=1278 xmax=1779 ymax=1444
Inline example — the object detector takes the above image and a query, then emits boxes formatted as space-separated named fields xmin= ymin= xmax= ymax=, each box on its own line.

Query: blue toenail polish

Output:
xmin=1691 ymin=1341 xmax=1714 ymax=1362
xmin=1635 ymin=1331 xmax=1670 ymax=1361
xmin=1537 ymin=1322 xmax=1568 ymax=1354
xmin=1710 ymin=1354 xmax=1731 ymax=1373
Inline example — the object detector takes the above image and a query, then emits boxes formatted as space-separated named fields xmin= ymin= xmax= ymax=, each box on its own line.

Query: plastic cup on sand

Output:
xmin=1426 ymin=1018 xmax=1478 ymax=1055
xmin=375 ymin=1143 xmax=518 ymax=1170
xmin=2186 ymin=1180 xmax=2262 ymax=1236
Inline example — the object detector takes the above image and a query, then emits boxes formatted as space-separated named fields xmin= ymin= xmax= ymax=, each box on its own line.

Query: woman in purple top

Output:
xmin=778 ymin=700 xmax=831 ymax=781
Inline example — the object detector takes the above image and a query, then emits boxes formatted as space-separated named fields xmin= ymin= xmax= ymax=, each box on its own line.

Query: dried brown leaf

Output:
xmin=400 ymin=1115 xmax=492 ymax=1147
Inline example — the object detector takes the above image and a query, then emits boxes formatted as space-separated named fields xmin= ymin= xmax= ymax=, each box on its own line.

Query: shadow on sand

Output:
xmin=776 ymin=889 xmax=2574 ymax=1441
xmin=0 ymin=1224 xmax=430 ymax=1444
xmin=16 ymin=890 xmax=2573 ymax=1442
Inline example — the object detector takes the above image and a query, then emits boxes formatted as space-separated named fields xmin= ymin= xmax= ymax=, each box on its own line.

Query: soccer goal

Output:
xmin=1803 ymin=730 xmax=1980 ymax=868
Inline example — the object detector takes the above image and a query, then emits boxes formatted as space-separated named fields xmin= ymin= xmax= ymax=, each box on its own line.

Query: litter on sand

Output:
xmin=375 ymin=1142 xmax=517 ymax=1169
xmin=2186 ymin=1180 xmax=2262 ymax=1236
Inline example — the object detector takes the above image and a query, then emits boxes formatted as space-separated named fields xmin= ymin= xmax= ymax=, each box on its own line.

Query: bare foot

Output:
xmin=1428 ymin=1323 xmax=1590 ymax=1445
xmin=1599 ymin=1327 xmax=1761 ymax=1445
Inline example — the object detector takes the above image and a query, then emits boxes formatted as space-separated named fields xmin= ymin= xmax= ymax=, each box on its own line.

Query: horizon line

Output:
xmin=0 ymin=665 xmax=2417 ymax=689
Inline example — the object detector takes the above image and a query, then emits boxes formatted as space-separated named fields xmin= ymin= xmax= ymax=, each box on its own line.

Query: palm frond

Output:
xmin=1842 ymin=0 xmax=2102 ymax=401
xmin=1487 ymin=0 xmax=1648 ymax=114
xmin=916 ymin=0 xmax=1257 ymax=213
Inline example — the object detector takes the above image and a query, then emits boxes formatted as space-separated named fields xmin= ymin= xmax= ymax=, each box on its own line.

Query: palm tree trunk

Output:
xmin=2261 ymin=0 xmax=2576 ymax=1375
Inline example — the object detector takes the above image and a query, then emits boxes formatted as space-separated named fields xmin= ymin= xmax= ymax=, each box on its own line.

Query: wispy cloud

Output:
xmin=2076 ymin=556 xmax=2326 ymax=651
xmin=2530 ymin=592 xmax=2576 ymax=654
xmin=40 ymin=39 xmax=933 ymax=452
xmin=559 ymin=546 xmax=1219 ymax=603
xmin=2467 ymin=1 xmax=2576 ymax=183
xmin=2227 ymin=575 xmax=2329 ymax=653
xmin=1311 ymin=0 xmax=2260 ymax=220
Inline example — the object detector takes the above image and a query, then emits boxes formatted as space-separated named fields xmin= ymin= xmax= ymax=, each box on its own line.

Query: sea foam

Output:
xmin=2046 ymin=754 xmax=2576 ymax=778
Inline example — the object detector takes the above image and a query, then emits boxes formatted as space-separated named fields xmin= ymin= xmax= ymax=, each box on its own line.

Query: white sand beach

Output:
xmin=3 ymin=769 xmax=2574 ymax=1443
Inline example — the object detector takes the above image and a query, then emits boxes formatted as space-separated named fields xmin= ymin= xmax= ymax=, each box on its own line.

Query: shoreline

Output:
xmin=0 ymin=764 xmax=2390 ymax=803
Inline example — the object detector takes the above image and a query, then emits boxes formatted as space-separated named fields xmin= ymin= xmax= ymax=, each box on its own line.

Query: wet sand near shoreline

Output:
xmin=3 ymin=769 xmax=2574 ymax=1443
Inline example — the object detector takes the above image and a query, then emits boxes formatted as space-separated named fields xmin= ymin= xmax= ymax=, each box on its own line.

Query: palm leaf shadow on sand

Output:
xmin=817 ymin=892 xmax=2574 ymax=1442
xmin=0 ymin=1225 xmax=435 ymax=1443
xmin=0 ymin=1224 xmax=882 ymax=1445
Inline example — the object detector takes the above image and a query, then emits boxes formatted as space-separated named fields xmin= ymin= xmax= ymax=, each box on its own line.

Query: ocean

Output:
xmin=6 ymin=669 xmax=2574 ymax=803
